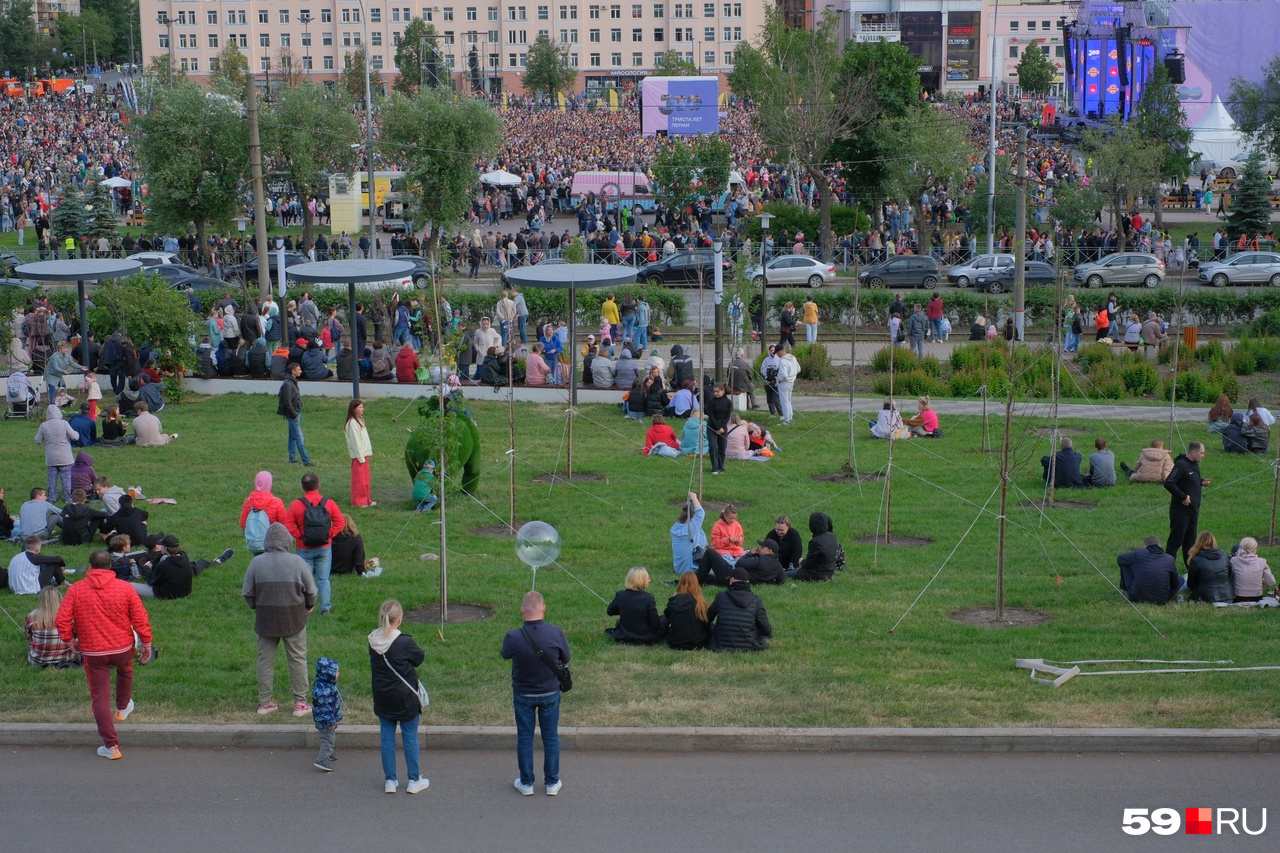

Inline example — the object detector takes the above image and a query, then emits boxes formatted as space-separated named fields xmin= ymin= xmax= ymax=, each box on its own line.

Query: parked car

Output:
xmin=974 ymin=261 xmax=1060 ymax=293
xmin=224 ymin=252 xmax=309 ymax=281
xmin=144 ymin=264 xmax=202 ymax=284
xmin=127 ymin=251 xmax=182 ymax=266
xmin=168 ymin=276 xmax=237 ymax=294
xmin=857 ymin=256 xmax=942 ymax=289
xmin=1072 ymin=252 xmax=1165 ymax=288
xmin=389 ymin=254 xmax=440 ymax=286
xmin=639 ymin=250 xmax=733 ymax=287
xmin=1196 ymin=252 xmax=1280 ymax=287
xmin=745 ymin=254 xmax=835 ymax=288
xmin=947 ymin=253 xmax=1014 ymax=287
xmin=500 ymin=256 xmax=568 ymax=287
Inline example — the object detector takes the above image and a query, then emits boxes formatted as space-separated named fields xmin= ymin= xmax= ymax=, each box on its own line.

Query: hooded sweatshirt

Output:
xmin=55 ymin=567 xmax=152 ymax=655
xmin=312 ymin=656 xmax=343 ymax=729
xmin=614 ymin=349 xmax=639 ymax=389
xmin=242 ymin=523 xmax=317 ymax=637
xmin=1229 ymin=552 xmax=1277 ymax=600
xmin=240 ymin=470 xmax=289 ymax=529
xmin=1164 ymin=453 xmax=1204 ymax=510
xmin=795 ymin=512 xmax=838 ymax=581
xmin=35 ymin=405 xmax=79 ymax=467
xmin=70 ymin=451 xmax=97 ymax=494
xmin=1130 ymin=446 xmax=1173 ymax=483
xmin=100 ymin=495 xmax=149 ymax=548
xmin=368 ymin=626 xmax=426 ymax=722
xmin=668 ymin=344 xmax=693 ymax=387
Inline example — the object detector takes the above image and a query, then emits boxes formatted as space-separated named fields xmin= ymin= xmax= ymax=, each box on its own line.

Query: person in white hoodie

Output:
xmin=221 ymin=304 xmax=242 ymax=349
xmin=775 ymin=344 xmax=800 ymax=426
xmin=368 ymin=599 xmax=429 ymax=794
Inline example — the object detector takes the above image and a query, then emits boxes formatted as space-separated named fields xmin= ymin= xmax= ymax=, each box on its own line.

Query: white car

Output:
xmin=947 ymin=253 xmax=1014 ymax=288
xmin=746 ymin=255 xmax=837 ymax=288
xmin=1196 ymin=252 xmax=1280 ymax=287
xmin=127 ymin=251 xmax=181 ymax=266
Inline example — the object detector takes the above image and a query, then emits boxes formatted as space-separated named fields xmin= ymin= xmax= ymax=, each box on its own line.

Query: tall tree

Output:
xmin=275 ymin=48 xmax=305 ymax=88
xmin=83 ymin=176 xmax=118 ymax=240
xmin=1014 ymin=42 xmax=1054 ymax=97
xmin=725 ymin=41 xmax=767 ymax=103
xmin=652 ymin=49 xmax=697 ymax=77
xmin=263 ymin=82 xmax=360 ymax=248
xmin=339 ymin=47 xmax=384 ymax=103
xmin=1082 ymin=119 xmax=1163 ymax=251
xmin=393 ymin=20 xmax=444 ymax=96
xmin=751 ymin=9 xmax=879 ymax=261
xmin=522 ymin=33 xmax=577 ymax=101
xmin=49 ymin=168 xmax=90 ymax=246
xmin=83 ymin=0 xmax=138 ymax=63
xmin=1225 ymin=151 xmax=1273 ymax=240
xmin=1230 ymin=54 xmax=1280 ymax=162
xmin=651 ymin=137 xmax=732 ymax=214
xmin=210 ymin=42 xmax=250 ymax=96
xmin=55 ymin=10 xmax=116 ymax=67
xmin=134 ymin=82 xmax=248 ymax=254
xmin=379 ymin=90 xmax=503 ymax=256
xmin=0 ymin=1 xmax=40 ymax=71
xmin=1130 ymin=61 xmax=1193 ymax=228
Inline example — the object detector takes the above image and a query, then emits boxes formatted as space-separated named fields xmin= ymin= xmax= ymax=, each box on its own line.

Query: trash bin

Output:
xmin=1181 ymin=326 xmax=1198 ymax=349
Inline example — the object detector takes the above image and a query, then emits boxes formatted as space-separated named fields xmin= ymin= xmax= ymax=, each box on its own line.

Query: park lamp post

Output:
xmin=156 ymin=13 xmax=175 ymax=73
xmin=758 ymin=211 xmax=773 ymax=356
xmin=713 ymin=236 xmax=724 ymax=381
xmin=300 ymin=12 xmax=312 ymax=78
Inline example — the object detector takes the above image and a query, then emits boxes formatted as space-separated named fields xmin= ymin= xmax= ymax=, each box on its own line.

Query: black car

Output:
xmin=144 ymin=264 xmax=202 ymax=284
xmin=388 ymin=254 xmax=438 ymax=286
xmin=857 ymin=256 xmax=942 ymax=289
xmin=974 ymin=260 xmax=1060 ymax=293
xmin=168 ymin=276 xmax=239 ymax=293
xmin=224 ymin=252 xmax=309 ymax=281
xmin=636 ymin=249 xmax=732 ymax=287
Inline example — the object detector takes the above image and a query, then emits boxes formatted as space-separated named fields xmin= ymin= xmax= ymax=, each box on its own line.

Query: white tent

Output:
xmin=1190 ymin=96 xmax=1251 ymax=165
xmin=480 ymin=169 xmax=523 ymax=187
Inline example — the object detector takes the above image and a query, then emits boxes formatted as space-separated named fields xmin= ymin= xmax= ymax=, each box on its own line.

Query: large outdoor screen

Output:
xmin=640 ymin=76 xmax=720 ymax=137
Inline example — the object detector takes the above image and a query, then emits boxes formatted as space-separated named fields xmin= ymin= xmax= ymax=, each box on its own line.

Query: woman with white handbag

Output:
xmin=369 ymin=599 xmax=430 ymax=795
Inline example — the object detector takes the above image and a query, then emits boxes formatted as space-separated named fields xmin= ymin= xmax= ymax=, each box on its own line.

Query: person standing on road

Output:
xmin=500 ymin=591 xmax=570 ymax=797
xmin=369 ymin=598 xmax=429 ymax=794
xmin=285 ymin=473 xmax=345 ymax=615
xmin=344 ymin=399 xmax=375 ymax=508
xmin=775 ymin=344 xmax=800 ymax=426
xmin=277 ymin=362 xmax=313 ymax=466
xmin=907 ymin=304 xmax=929 ymax=359
xmin=802 ymin=295 xmax=819 ymax=344
xmin=55 ymin=549 xmax=153 ymax=760
xmin=243 ymin=522 xmax=317 ymax=716
xmin=926 ymin=293 xmax=944 ymax=343
xmin=1164 ymin=441 xmax=1210 ymax=565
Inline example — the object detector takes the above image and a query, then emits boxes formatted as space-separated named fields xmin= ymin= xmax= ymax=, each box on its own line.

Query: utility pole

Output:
xmin=247 ymin=73 xmax=272 ymax=300
xmin=1013 ymin=125 xmax=1027 ymax=341
xmin=986 ymin=0 xmax=1001 ymax=255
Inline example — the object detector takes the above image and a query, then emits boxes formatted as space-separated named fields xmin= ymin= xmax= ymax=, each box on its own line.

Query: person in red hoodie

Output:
xmin=285 ymin=472 xmax=344 ymax=615
xmin=394 ymin=343 xmax=420 ymax=383
xmin=642 ymin=414 xmax=680 ymax=458
xmin=55 ymin=549 xmax=153 ymax=760
xmin=240 ymin=470 xmax=289 ymax=555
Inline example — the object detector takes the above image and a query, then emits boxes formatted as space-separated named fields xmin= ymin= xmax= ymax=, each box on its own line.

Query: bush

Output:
xmin=1237 ymin=337 xmax=1280 ymax=371
xmin=949 ymin=341 xmax=1005 ymax=374
xmin=898 ymin=370 xmax=948 ymax=398
xmin=1075 ymin=343 xmax=1113 ymax=373
xmin=1163 ymin=370 xmax=1209 ymax=403
xmin=1248 ymin=309 xmax=1280 ymax=339
xmin=1157 ymin=341 xmax=1194 ymax=366
xmin=1228 ymin=347 xmax=1257 ymax=376
xmin=1194 ymin=339 xmax=1226 ymax=367
xmin=792 ymin=343 xmax=834 ymax=380
xmin=1120 ymin=360 xmax=1160 ymax=396
xmin=1204 ymin=369 xmax=1240 ymax=403
xmin=948 ymin=369 xmax=986 ymax=397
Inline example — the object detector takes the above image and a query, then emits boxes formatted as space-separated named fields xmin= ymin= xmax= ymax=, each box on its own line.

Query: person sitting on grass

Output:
xmin=661 ymin=571 xmax=710 ymax=651
xmin=1245 ymin=397 xmax=1275 ymax=427
xmin=1229 ymin=537 xmax=1276 ymax=604
xmin=26 ymin=585 xmax=80 ymax=668
xmin=1120 ymin=439 xmax=1174 ymax=483
xmin=1086 ymin=437 xmax=1116 ymax=487
xmin=725 ymin=414 xmax=766 ymax=461
xmin=679 ymin=415 xmax=706 ymax=456
xmin=1186 ymin=531 xmax=1232 ymax=604
xmin=412 ymin=460 xmax=439 ymax=512
xmin=1040 ymin=437 xmax=1084 ymax=488
xmin=869 ymin=399 xmax=907 ymax=440
xmin=1220 ymin=412 xmax=1248 ymax=454
xmin=331 ymin=516 xmax=368 ymax=576
xmin=604 ymin=566 xmax=665 ymax=645
xmin=665 ymin=379 xmax=700 ymax=419
xmin=746 ymin=422 xmax=780 ymax=455
xmin=642 ymin=414 xmax=680 ymax=457
xmin=131 ymin=534 xmax=232 ymax=600
xmin=107 ymin=534 xmax=141 ymax=580
xmin=710 ymin=505 xmax=746 ymax=563
xmin=130 ymin=401 xmax=176 ymax=447
xmin=785 ymin=512 xmax=838 ymax=582
xmin=17 ymin=487 xmax=60 ymax=540
xmin=903 ymin=396 xmax=940 ymax=438
xmin=57 ymin=488 xmax=110 ymax=545
xmin=708 ymin=568 xmax=772 ymax=652
xmin=1117 ymin=535 xmax=1181 ymax=604
xmin=99 ymin=494 xmax=148 ymax=548
xmin=1207 ymin=394 xmax=1233 ymax=435
xmin=5 ymin=535 xmax=68 ymax=594
xmin=735 ymin=538 xmax=786 ymax=585
xmin=765 ymin=516 xmax=804 ymax=572
xmin=1241 ymin=412 xmax=1271 ymax=454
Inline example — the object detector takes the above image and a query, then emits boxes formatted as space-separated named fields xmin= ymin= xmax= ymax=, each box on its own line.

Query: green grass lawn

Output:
xmin=2 ymin=390 xmax=1279 ymax=729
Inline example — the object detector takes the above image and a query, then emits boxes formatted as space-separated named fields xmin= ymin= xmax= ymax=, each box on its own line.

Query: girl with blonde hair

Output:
xmin=26 ymin=585 xmax=80 ymax=668
xmin=368 ymin=599 xmax=429 ymax=794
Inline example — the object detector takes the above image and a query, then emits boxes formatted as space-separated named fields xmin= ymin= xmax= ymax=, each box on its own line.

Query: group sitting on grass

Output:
xmin=1040 ymin=437 xmax=1117 ymax=488
xmin=1208 ymin=395 xmax=1273 ymax=455
xmin=1117 ymin=532 xmax=1276 ymax=606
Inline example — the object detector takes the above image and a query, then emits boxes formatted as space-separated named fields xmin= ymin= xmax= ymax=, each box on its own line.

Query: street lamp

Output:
xmin=357 ymin=0 xmax=376 ymax=258
xmin=156 ymin=12 xmax=174 ymax=73
xmin=758 ymin=212 xmax=773 ymax=356
xmin=713 ymin=237 xmax=724 ymax=380
xmin=300 ymin=11 xmax=312 ymax=78
xmin=263 ymin=56 xmax=271 ymax=101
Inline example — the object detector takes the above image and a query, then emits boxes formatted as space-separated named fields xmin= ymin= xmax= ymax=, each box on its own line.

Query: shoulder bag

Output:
xmin=380 ymin=652 xmax=429 ymax=708
xmin=521 ymin=627 xmax=573 ymax=693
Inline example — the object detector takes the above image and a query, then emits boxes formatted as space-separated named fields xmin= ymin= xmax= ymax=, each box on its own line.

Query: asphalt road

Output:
xmin=5 ymin=746 xmax=1275 ymax=851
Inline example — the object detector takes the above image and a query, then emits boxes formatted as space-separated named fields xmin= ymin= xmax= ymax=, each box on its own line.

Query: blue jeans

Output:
xmin=499 ymin=320 xmax=510 ymax=345
xmin=514 ymin=691 xmax=560 ymax=787
xmin=1064 ymin=331 xmax=1080 ymax=352
xmin=394 ymin=327 xmax=410 ymax=346
xmin=930 ymin=318 xmax=943 ymax=341
xmin=297 ymin=545 xmax=333 ymax=613
xmin=379 ymin=715 xmax=421 ymax=782
xmin=517 ymin=314 xmax=528 ymax=343
xmin=286 ymin=415 xmax=311 ymax=464
xmin=621 ymin=315 xmax=635 ymax=344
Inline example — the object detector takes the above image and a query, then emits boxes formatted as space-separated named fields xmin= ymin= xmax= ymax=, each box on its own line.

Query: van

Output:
xmin=570 ymin=170 xmax=655 ymax=212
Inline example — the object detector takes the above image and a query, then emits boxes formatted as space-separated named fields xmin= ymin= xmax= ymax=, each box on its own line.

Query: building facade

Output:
xmin=985 ymin=0 xmax=1071 ymax=101
xmin=138 ymin=1 xmax=766 ymax=94
xmin=846 ymin=0 xmax=985 ymax=94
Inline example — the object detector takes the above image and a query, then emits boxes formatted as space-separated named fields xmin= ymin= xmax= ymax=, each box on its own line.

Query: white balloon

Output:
xmin=515 ymin=521 xmax=561 ymax=569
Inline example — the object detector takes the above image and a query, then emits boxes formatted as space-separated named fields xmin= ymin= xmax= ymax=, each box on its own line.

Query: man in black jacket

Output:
xmin=709 ymin=568 xmax=771 ymax=651
xmin=277 ymin=362 xmax=313 ymax=466
xmin=1164 ymin=441 xmax=1209 ymax=563
xmin=1040 ymin=437 xmax=1084 ymax=488
xmin=736 ymin=539 xmax=785 ymax=584
xmin=786 ymin=512 xmax=838 ymax=581
xmin=1117 ymin=535 xmax=1181 ymax=604
xmin=98 ymin=494 xmax=148 ymax=549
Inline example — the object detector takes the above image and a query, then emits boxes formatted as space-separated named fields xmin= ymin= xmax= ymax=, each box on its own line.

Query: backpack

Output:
xmin=834 ymin=542 xmax=847 ymax=572
xmin=244 ymin=508 xmax=270 ymax=552
xmin=301 ymin=496 xmax=332 ymax=547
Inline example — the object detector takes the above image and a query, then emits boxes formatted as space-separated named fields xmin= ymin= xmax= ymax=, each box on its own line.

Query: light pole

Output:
xmin=758 ymin=212 xmax=773 ymax=356
xmin=713 ymin=237 xmax=724 ymax=381
xmin=359 ymin=0 xmax=376 ymax=258
xmin=985 ymin=0 xmax=1000 ymax=255
xmin=156 ymin=12 xmax=174 ymax=74
xmin=263 ymin=57 xmax=271 ymax=101
xmin=300 ymin=11 xmax=312 ymax=78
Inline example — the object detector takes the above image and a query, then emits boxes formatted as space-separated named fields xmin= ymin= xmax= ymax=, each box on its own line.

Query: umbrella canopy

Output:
xmin=101 ymin=176 xmax=132 ymax=188
xmin=480 ymin=169 xmax=523 ymax=187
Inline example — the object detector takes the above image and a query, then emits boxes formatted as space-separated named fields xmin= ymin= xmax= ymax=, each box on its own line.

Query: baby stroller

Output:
xmin=5 ymin=372 xmax=36 ymax=420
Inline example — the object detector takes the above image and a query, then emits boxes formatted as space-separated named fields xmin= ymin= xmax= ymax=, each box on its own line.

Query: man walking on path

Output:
xmin=500 ymin=591 xmax=570 ymax=797
xmin=1164 ymin=441 xmax=1210 ymax=564
xmin=277 ymin=362 xmax=313 ymax=466
xmin=56 ymin=549 xmax=154 ymax=760
xmin=243 ymin=522 xmax=318 ymax=716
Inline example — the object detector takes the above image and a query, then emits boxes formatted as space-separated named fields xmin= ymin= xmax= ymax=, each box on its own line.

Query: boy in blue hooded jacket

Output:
xmin=312 ymin=656 xmax=343 ymax=771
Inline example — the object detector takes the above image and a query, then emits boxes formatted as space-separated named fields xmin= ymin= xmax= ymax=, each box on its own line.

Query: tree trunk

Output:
xmin=303 ymin=199 xmax=315 ymax=252
xmin=809 ymin=165 xmax=833 ymax=263
xmin=1112 ymin=196 xmax=1126 ymax=251
xmin=195 ymin=219 xmax=207 ymax=276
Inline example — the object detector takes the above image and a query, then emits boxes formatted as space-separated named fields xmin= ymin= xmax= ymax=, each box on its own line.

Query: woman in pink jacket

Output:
xmin=524 ymin=342 xmax=551 ymax=386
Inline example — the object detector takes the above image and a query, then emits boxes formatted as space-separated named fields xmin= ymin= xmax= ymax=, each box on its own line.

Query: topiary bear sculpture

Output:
xmin=404 ymin=393 xmax=482 ymax=495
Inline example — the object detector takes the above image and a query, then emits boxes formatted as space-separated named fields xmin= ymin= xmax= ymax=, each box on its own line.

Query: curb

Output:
xmin=4 ymin=724 xmax=1278 ymax=753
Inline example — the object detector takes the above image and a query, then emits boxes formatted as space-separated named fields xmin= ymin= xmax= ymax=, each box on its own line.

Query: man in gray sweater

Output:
xmin=243 ymin=523 xmax=317 ymax=716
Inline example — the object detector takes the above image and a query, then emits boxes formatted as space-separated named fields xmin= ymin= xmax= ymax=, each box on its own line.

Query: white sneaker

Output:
xmin=546 ymin=779 xmax=563 ymax=796
xmin=385 ymin=779 xmax=398 ymax=794
xmin=113 ymin=699 xmax=135 ymax=722
xmin=97 ymin=745 xmax=122 ymax=760
xmin=514 ymin=778 xmax=534 ymax=796
xmin=406 ymin=778 xmax=430 ymax=794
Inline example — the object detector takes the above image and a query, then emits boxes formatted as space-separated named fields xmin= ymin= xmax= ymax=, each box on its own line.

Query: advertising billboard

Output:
xmin=640 ymin=76 xmax=721 ymax=137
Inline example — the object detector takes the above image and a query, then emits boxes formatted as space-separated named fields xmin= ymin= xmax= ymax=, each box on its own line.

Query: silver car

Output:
xmin=747 ymin=255 xmax=837 ymax=288
xmin=1072 ymin=252 xmax=1165 ymax=288
xmin=947 ymin=253 xmax=1014 ymax=287
xmin=1197 ymin=252 xmax=1280 ymax=287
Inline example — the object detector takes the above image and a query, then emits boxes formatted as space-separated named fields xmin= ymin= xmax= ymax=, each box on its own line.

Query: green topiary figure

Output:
xmin=404 ymin=393 xmax=482 ymax=495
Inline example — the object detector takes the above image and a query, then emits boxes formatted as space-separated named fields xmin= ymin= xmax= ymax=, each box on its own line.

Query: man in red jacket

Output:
xmin=55 ymin=549 xmax=153 ymax=759
xmin=284 ymin=472 xmax=344 ymax=615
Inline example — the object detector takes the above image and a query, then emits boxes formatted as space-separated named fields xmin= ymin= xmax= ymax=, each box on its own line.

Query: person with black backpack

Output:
xmin=284 ymin=473 xmax=345 ymax=616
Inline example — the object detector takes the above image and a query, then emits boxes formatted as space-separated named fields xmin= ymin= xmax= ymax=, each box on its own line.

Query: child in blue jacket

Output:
xmin=312 ymin=656 xmax=343 ymax=771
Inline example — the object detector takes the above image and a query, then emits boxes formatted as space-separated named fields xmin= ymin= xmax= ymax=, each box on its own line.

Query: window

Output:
xmin=1055 ymin=45 xmax=1065 ymax=57
xmin=723 ymin=50 xmax=732 ymax=64
xmin=1056 ymin=19 xmax=1065 ymax=29
xmin=1009 ymin=21 xmax=1018 ymax=32
xmin=590 ymin=29 xmax=600 ymax=41
xmin=561 ymin=29 xmax=578 ymax=43
xmin=207 ymin=11 xmax=216 ymax=24
xmin=371 ymin=8 xmax=382 ymax=22
xmin=653 ymin=3 xmax=664 ymax=15
xmin=303 ymin=56 xmax=313 ymax=70
xmin=1042 ymin=45 xmax=1050 ymax=56
xmin=490 ymin=7 xmax=500 ymax=20
xmin=227 ymin=11 xmax=235 ymax=24
xmin=610 ymin=51 xmax=621 ymax=65
xmin=208 ymin=34 xmax=219 ymax=48
xmin=260 ymin=34 xmax=271 ymax=48
xmin=303 ymin=33 xmax=311 ymax=46
xmin=321 ymin=10 xmax=333 ymax=22
xmin=722 ymin=3 xmax=740 ymax=16
xmin=704 ymin=2 xmax=714 ymax=16
xmin=1008 ymin=45 xmax=1018 ymax=58
xmin=393 ymin=8 xmax=401 ymax=21
xmin=538 ymin=5 xmax=549 ymax=19
xmin=1042 ymin=21 xmax=1051 ymax=30
xmin=238 ymin=34 xmax=248 ymax=47
xmin=589 ymin=4 xmax=600 ymax=18
xmin=509 ymin=52 xmax=517 ymax=65
xmin=343 ymin=32 xmax=352 ymax=46
xmin=611 ymin=28 xmax=621 ymax=41
xmin=507 ymin=30 xmax=527 ymax=44
xmin=280 ymin=10 xmax=290 ymax=23
xmin=373 ymin=54 xmax=384 ymax=69
xmin=632 ymin=51 xmax=642 ymax=65
xmin=177 ymin=34 xmax=188 ymax=48
xmin=371 ymin=32 xmax=382 ymax=45
xmin=260 ymin=57 xmax=269 ymax=70
xmin=632 ymin=4 xmax=642 ymax=17
xmin=570 ymin=52 xmax=578 ymax=65
xmin=179 ymin=58 xmax=188 ymax=71
xmin=654 ymin=51 xmax=664 ymax=63
xmin=393 ymin=32 xmax=401 ymax=45
xmin=467 ymin=6 xmax=477 ymax=19
xmin=704 ymin=26 xmax=714 ymax=41
xmin=704 ymin=49 xmax=713 ymax=66
xmin=488 ymin=30 xmax=499 ymax=42
xmin=425 ymin=8 xmax=433 ymax=20
xmin=259 ymin=10 xmax=269 ymax=24
xmin=281 ymin=34 xmax=291 ymax=47
xmin=176 ymin=11 xmax=188 ymax=25
xmin=238 ymin=10 xmax=247 ymax=24
xmin=210 ymin=57 xmax=221 ymax=72
xmin=443 ymin=8 xmax=454 ymax=20
xmin=653 ymin=28 xmax=664 ymax=40
xmin=538 ymin=27 xmax=549 ymax=38
xmin=590 ymin=52 xmax=600 ymax=66
xmin=519 ymin=53 xmax=527 ymax=66
xmin=1027 ymin=20 xmax=1036 ymax=31
xmin=610 ymin=4 xmax=621 ymax=18
xmin=323 ymin=33 xmax=334 ymax=45
xmin=342 ymin=9 xmax=351 ymax=22
xmin=632 ymin=27 xmax=642 ymax=41
xmin=731 ymin=26 xmax=740 ymax=41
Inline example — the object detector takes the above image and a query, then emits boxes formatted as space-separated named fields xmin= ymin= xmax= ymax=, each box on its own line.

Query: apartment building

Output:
xmin=847 ymin=0 xmax=985 ymax=94
xmin=139 ymin=1 xmax=766 ymax=94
